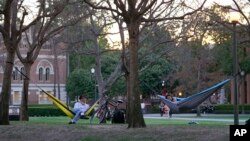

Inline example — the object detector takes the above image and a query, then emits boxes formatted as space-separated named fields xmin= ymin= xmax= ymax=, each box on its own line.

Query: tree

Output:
xmin=62 ymin=10 xmax=125 ymax=100
xmin=138 ymin=25 xmax=177 ymax=97
xmin=206 ymin=1 xmax=250 ymax=104
xmin=66 ymin=69 xmax=94 ymax=99
xmin=15 ymin=0 xmax=87 ymax=121
xmin=0 ymin=0 xmax=47 ymax=125
xmin=0 ymin=0 xmax=88 ymax=123
xmin=140 ymin=58 xmax=175 ymax=97
xmin=217 ymin=1 xmax=250 ymax=74
xmin=83 ymin=0 xmax=207 ymax=128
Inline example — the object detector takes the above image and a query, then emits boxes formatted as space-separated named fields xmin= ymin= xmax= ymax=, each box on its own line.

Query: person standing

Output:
xmin=69 ymin=95 xmax=89 ymax=124
xmin=141 ymin=102 xmax=146 ymax=114
xmin=166 ymin=95 xmax=174 ymax=118
xmin=161 ymin=87 xmax=167 ymax=96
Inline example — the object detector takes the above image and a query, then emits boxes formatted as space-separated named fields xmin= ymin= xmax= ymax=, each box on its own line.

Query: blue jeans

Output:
xmin=72 ymin=108 xmax=85 ymax=122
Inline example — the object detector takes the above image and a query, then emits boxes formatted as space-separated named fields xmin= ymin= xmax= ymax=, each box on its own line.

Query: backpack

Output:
xmin=112 ymin=110 xmax=125 ymax=124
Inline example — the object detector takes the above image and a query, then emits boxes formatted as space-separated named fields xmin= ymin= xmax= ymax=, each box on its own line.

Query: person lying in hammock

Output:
xmin=69 ymin=95 xmax=90 ymax=124
xmin=158 ymin=79 xmax=230 ymax=113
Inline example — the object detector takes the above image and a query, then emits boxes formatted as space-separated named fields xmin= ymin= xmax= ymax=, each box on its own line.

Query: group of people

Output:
xmin=69 ymin=92 xmax=175 ymax=124
xmin=160 ymin=86 xmax=176 ymax=118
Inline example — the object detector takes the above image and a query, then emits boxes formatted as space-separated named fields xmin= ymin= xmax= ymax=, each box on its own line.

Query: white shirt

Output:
xmin=74 ymin=102 xmax=89 ymax=111
xmin=141 ymin=103 xmax=145 ymax=109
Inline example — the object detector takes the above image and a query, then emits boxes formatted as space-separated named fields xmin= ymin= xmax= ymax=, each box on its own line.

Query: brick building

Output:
xmin=0 ymin=35 xmax=67 ymax=105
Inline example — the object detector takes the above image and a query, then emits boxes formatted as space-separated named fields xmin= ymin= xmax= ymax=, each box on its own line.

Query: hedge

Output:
xmin=213 ymin=104 xmax=250 ymax=114
xmin=28 ymin=104 xmax=67 ymax=117
xmin=28 ymin=104 xmax=250 ymax=116
xmin=148 ymin=104 xmax=250 ymax=114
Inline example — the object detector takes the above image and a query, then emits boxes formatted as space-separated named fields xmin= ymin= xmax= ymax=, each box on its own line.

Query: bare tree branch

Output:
xmin=83 ymin=0 xmax=122 ymax=15
xmin=143 ymin=0 xmax=207 ymax=22
xmin=137 ymin=0 xmax=157 ymax=16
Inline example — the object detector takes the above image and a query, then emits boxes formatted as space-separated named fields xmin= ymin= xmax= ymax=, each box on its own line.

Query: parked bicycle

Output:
xmin=90 ymin=95 xmax=125 ymax=124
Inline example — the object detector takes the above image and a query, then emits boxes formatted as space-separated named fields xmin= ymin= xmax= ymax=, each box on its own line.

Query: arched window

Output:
xmin=45 ymin=68 xmax=50 ymax=81
xmin=39 ymin=67 xmax=43 ymax=80
xmin=12 ymin=69 xmax=18 ymax=80
xmin=20 ymin=67 xmax=25 ymax=80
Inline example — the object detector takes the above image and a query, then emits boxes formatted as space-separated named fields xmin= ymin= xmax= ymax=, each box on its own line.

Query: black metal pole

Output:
xmin=94 ymin=78 xmax=97 ymax=101
xmin=232 ymin=23 xmax=239 ymax=125
xmin=91 ymin=73 xmax=96 ymax=101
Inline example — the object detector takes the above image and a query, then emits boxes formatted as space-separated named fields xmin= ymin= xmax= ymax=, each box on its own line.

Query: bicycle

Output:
xmin=90 ymin=95 xmax=125 ymax=124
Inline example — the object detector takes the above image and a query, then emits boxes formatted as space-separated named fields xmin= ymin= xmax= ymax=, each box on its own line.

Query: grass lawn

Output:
xmin=24 ymin=115 xmax=248 ymax=125
xmin=0 ymin=116 xmax=236 ymax=141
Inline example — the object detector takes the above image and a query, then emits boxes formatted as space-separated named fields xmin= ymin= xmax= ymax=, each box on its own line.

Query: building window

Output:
xmin=39 ymin=67 xmax=43 ymax=80
xmin=45 ymin=68 xmax=50 ymax=81
xmin=12 ymin=69 xmax=18 ymax=80
xmin=20 ymin=67 xmax=25 ymax=80
xmin=13 ymin=91 xmax=21 ymax=105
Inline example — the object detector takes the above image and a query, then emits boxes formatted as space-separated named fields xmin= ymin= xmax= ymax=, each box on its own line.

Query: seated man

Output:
xmin=69 ymin=95 xmax=89 ymax=124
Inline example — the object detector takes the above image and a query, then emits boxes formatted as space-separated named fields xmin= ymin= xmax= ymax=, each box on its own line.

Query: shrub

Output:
xmin=150 ymin=104 xmax=161 ymax=113
xmin=28 ymin=104 xmax=66 ymax=117
xmin=213 ymin=104 xmax=250 ymax=114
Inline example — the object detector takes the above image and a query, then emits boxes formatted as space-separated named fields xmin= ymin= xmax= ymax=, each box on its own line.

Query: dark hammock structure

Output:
xmin=158 ymin=79 xmax=230 ymax=113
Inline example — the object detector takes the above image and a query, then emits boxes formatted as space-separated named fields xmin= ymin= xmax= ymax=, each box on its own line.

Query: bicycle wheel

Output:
xmin=98 ymin=107 xmax=108 ymax=124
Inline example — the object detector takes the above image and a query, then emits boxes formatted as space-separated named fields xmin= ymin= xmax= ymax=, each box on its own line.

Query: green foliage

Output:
xmin=66 ymin=69 xmax=94 ymax=100
xmin=108 ymin=77 xmax=126 ymax=97
xmin=69 ymin=54 xmax=95 ymax=73
xmin=212 ymin=42 xmax=232 ymax=75
xmin=240 ymin=56 xmax=250 ymax=74
xmin=140 ymin=58 xmax=175 ymax=97
xmin=213 ymin=42 xmax=250 ymax=76
xmin=66 ymin=44 xmax=123 ymax=99
xmin=150 ymin=104 xmax=161 ymax=113
xmin=101 ymin=51 xmax=127 ymax=97
xmin=101 ymin=51 xmax=120 ymax=79
xmin=138 ymin=25 xmax=176 ymax=97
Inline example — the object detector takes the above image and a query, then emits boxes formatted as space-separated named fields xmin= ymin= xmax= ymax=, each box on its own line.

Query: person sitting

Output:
xmin=69 ymin=95 xmax=89 ymax=124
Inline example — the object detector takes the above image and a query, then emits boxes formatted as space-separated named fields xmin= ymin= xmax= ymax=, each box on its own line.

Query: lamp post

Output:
xmin=91 ymin=68 xmax=96 ymax=101
xmin=230 ymin=11 xmax=240 ymax=125
xmin=161 ymin=81 xmax=166 ymax=96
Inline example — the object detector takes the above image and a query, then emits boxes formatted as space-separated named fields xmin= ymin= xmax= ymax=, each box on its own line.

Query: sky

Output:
xmin=20 ymin=0 xmax=238 ymax=49
xmin=107 ymin=0 xmax=235 ymax=48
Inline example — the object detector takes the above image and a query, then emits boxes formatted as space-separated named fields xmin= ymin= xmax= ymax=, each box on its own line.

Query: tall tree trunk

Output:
xmin=20 ymin=63 xmax=32 ymax=121
xmin=53 ymin=40 xmax=61 ymax=99
xmin=0 ymin=51 xmax=16 ymax=125
xmin=94 ymin=38 xmax=103 ymax=98
xmin=127 ymin=22 xmax=146 ymax=128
